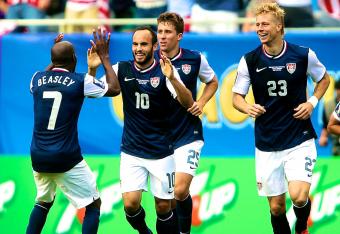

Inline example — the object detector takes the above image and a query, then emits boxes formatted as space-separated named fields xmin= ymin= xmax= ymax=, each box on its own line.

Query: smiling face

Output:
xmin=132 ymin=29 xmax=157 ymax=68
xmin=256 ymin=12 xmax=283 ymax=46
xmin=157 ymin=22 xmax=182 ymax=55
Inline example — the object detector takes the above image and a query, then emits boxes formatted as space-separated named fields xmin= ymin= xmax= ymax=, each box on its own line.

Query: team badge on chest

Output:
xmin=182 ymin=64 xmax=191 ymax=75
xmin=286 ymin=63 xmax=296 ymax=74
xmin=150 ymin=77 xmax=160 ymax=88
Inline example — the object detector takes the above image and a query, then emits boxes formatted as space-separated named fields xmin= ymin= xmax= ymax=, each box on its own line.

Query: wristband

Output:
xmin=307 ymin=95 xmax=318 ymax=108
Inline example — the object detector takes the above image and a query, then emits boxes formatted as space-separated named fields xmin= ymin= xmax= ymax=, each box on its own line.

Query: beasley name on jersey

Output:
xmin=30 ymin=70 xmax=85 ymax=173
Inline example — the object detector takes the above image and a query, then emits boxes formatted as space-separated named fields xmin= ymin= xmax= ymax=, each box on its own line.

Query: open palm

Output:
xmin=87 ymin=47 xmax=101 ymax=69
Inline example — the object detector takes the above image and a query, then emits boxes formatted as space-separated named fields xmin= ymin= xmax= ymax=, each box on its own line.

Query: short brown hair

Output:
xmin=157 ymin=12 xmax=184 ymax=34
xmin=133 ymin=26 xmax=157 ymax=45
xmin=255 ymin=3 xmax=285 ymax=34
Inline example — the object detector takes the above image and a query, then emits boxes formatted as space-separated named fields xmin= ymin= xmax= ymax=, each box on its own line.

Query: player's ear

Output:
xmin=153 ymin=42 xmax=158 ymax=51
xmin=177 ymin=33 xmax=183 ymax=41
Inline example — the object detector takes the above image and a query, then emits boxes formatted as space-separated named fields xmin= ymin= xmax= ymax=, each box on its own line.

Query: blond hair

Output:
xmin=255 ymin=2 xmax=285 ymax=34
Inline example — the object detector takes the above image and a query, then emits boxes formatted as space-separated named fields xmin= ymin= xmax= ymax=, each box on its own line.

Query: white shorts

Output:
xmin=120 ymin=152 xmax=175 ymax=199
xmin=255 ymin=139 xmax=317 ymax=197
xmin=174 ymin=140 xmax=204 ymax=176
xmin=33 ymin=160 xmax=99 ymax=209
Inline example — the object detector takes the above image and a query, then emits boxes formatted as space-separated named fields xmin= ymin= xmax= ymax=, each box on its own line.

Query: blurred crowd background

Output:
xmin=0 ymin=0 xmax=339 ymax=35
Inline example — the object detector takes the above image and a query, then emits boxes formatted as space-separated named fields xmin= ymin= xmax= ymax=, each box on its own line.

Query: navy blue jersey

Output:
xmin=114 ymin=60 xmax=178 ymax=159
xmin=233 ymin=41 xmax=326 ymax=151
xmin=30 ymin=68 xmax=107 ymax=172
xmin=155 ymin=49 xmax=214 ymax=148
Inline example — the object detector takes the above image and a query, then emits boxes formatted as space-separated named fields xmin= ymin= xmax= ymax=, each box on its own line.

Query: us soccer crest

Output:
xmin=150 ymin=77 xmax=160 ymax=88
xmin=182 ymin=64 xmax=191 ymax=75
xmin=286 ymin=63 xmax=296 ymax=74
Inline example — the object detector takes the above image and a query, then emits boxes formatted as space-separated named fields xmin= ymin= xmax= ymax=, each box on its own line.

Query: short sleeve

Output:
xmin=307 ymin=49 xmax=326 ymax=83
xmin=198 ymin=54 xmax=215 ymax=83
xmin=232 ymin=56 xmax=251 ymax=95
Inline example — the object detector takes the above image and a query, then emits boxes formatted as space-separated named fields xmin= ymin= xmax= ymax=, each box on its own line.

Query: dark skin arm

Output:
xmin=90 ymin=27 xmax=120 ymax=97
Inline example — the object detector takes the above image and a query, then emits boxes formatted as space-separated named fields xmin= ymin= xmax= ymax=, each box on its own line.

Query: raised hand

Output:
xmin=90 ymin=27 xmax=111 ymax=61
xmin=160 ymin=54 xmax=174 ymax=79
xmin=54 ymin=33 xmax=64 ymax=44
xmin=87 ymin=46 xmax=101 ymax=69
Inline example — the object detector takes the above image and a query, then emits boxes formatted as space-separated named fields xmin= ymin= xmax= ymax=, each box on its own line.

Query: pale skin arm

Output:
xmin=187 ymin=75 xmax=218 ymax=116
xmin=327 ymin=114 xmax=340 ymax=135
xmin=160 ymin=54 xmax=194 ymax=109
xmin=318 ymin=128 xmax=328 ymax=146
xmin=232 ymin=92 xmax=266 ymax=118
xmin=293 ymin=72 xmax=330 ymax=120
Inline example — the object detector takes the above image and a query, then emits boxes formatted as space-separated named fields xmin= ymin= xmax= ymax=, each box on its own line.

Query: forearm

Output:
xmin=198 ymin=76 xmax=218 ymax=106
xmin=101 ymin=57 xmax=120 ymax=96
xmin=313 ymin=72 xmax=330 ymax=100
xmin=320 ymin=128 xmax=329 ymax=138
xmin=88 ymin=67 xmax=97 ymax=77
xmin=327 ymin=115 xmax=340 ymax=135
xmin=170 ymin=78 xmax=194 ymax=109
xmin=232 ymin=93 xmax=249 ymax=114
xmin=327 ymin=125 xmax=340 ymax=135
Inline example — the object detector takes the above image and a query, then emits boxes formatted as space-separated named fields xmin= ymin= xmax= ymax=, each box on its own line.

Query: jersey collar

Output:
xmin=262 ymin=40 xmax=287 ymax=59
xmin=52 ymin=68 xmax=69 ymax=72
xmin=157 ymin=48 xmax=182 ymax=62
xmin=134 ymin=59 xmax=157 ymax=73
xmin=170 ymin=48 xmax=182 ymax=61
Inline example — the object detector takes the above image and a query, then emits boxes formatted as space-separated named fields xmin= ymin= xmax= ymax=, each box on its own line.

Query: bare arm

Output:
xmin=91 ymin=28 xmax=120 ymax=97
xmin=160 ymin=55 xmax=194 ymax=109
xmin=232 ymin=92 xmax=266 ymax=118
xmin=293 ymin=72 xmax=330 ymax=120
xmin=327 ymin=114 xmax=340 ymax=135
xmin=187 ymin=75 xmax=218 ymax=116
xmin=318 ymin=128 xmax=329 ymax=146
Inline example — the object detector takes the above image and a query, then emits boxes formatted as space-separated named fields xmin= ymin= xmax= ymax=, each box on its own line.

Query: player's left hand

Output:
xmin=54 ymin=33 xmax=64 ymax=44
xmin=160 ymin=54 xmax=174 ymax=79
xmin=91 ymin=27 xmax=111 ymax=60
xmin=187 ymin=101 xmax=204 ymax=116
xmin=87 ymin=46 xmax=101 ymax=69
xmin=293 ymin=102 xmax=313 ymax=120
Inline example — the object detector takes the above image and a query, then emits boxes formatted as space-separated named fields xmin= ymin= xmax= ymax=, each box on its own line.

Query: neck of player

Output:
xmin=135 ymin=58 xmax=155 ymax=70
xmin=162 ymin=46 xmax=180 ymax=60
xmin=263 ymin=38 xmax=284 ymax=56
